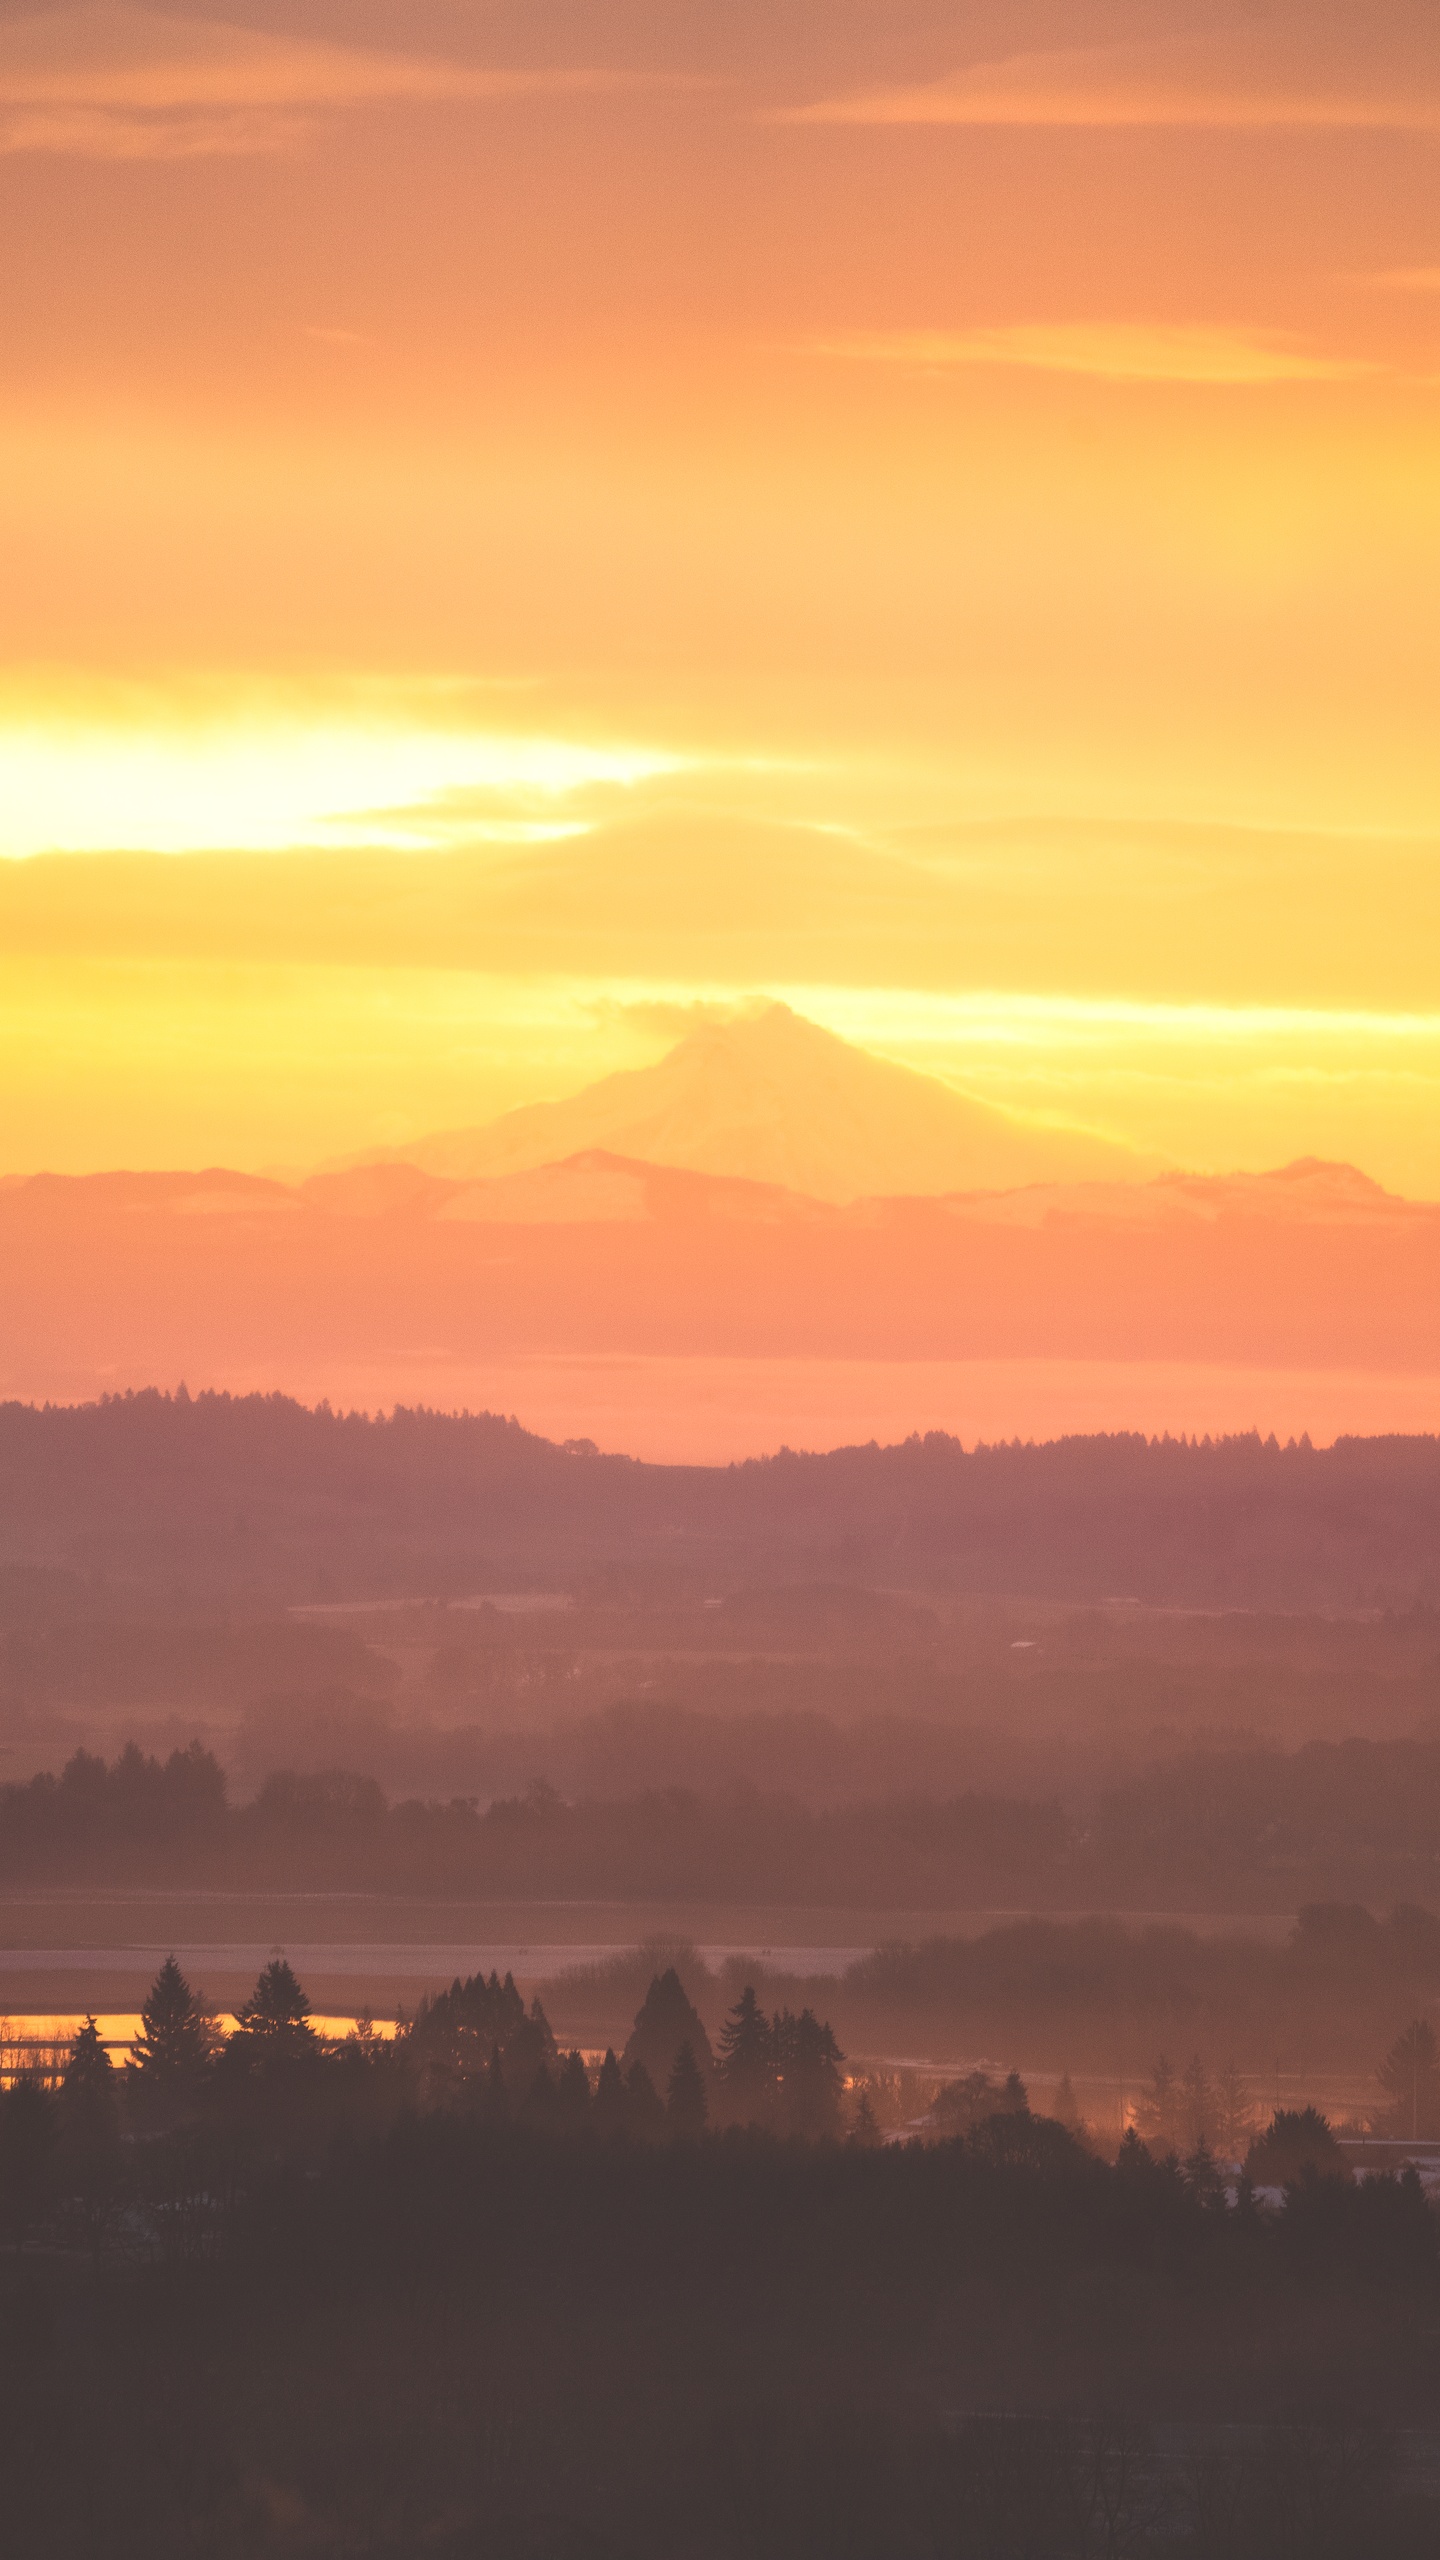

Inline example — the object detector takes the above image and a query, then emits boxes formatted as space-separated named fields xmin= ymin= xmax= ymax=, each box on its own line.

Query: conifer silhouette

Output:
xmin=716 ymin=1986 xmax=775 ymax=2126
xmin=592 ymin=2048 xmax=627 ymax=2137
xmin=624 ymin=2060 xmax=665 ymax=2140
xmin=231 ymin=1957 xmax=317 ymax=2056
xmin=127 ymin=1955 xmax=216 ymax=2124
xmin=623 ymin=1968 xmax=714 ymax=2090
xmin=557 ymin=2049 xmax=592 ymax=2127
xmin=60 ymin=2018 xmax=121 ymax=2248
xmin=665 ymin=2040 xmax=708 ymax=2139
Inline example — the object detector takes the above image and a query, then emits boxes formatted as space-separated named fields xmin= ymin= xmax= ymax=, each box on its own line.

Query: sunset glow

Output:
xmin=5 ymin=0 xmax=1439 ymax=1440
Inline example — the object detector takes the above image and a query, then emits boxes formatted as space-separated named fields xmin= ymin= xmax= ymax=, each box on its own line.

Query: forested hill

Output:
xmin=1 ymin=1390 xmax=1438 ymax=1606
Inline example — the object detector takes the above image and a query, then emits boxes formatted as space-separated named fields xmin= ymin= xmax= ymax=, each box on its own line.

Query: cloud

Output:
xmin=0 ymin=4 xmax=664 ymax=158
xmin=808 ymin=325 xmax=1374 ymax=388
xmin=1361 ymin=267 xmax=1440 ymax=294
xmin=780 ymin=23 xmax=1440 ymax=134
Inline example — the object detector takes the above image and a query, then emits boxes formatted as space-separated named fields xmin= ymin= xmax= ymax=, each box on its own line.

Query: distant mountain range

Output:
xmin=351 ymin=1004 xmax=1152 ymax=1200
xmin=2 ymin=1141 xmax=1436 ymax=1404
xmin=2 ymin=1005 xmax=1436 ymax=1449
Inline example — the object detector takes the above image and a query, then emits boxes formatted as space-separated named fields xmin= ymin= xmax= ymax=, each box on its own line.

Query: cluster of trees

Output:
xmin=6 ymin=1972 xmax=1440 ymax=2553
xmin=26 ymin=1728 xmax=1440 ymax=1908
xmin=1102 ymin=2020 xmax=1440 ymax=2172
xmin=833 ymin=1902 xmax=1440 ymax=2078
xmin=1131 ymin=2055 xmax=1257 ymax=2161
xmin=0 ymin=1957 xmax=861 ymax=2251
xmin=12 ymin=1943 xmax=1435 ymax=2267
xmin=1099 ymin=1737 xmax=1440 ymax=1873
xmin=0 ymin=1741 xmax=1066 ymax=1897
xmin=1376 ymin=2018 xmax=1440 ymax=2139
xmin=5 ymin=2122 xmax=1440 ymax=2559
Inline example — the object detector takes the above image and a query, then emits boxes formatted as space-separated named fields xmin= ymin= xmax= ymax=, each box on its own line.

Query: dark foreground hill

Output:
xmin=1 ymin=1389 xmax=1438 ymax=1607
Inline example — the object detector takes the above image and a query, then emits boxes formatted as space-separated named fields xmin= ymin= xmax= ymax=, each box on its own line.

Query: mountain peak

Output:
xmin=363 ymin=1005 xmax=1150 ymax=1203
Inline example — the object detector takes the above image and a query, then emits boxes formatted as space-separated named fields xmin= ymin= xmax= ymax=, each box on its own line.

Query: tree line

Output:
xmin=0 ymin=1954 xmax=861 ymax=2254
xmin=25 ymin=1732 xmax=1440 ymax=1908
xmin=0 ymin=1740 xmax=1066 ymax=1895
xmin=6 ymin=1959 xmax=1440 ymax=2554
xmin=8 ymin=1944 xmax=1439 ymax=2261
xmin=5 ymin=1386 xmax=1440 ymax=1605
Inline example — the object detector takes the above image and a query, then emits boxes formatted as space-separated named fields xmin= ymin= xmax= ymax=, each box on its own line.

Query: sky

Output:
xmin=4 ymin=0 xmax=1440 ymax=1191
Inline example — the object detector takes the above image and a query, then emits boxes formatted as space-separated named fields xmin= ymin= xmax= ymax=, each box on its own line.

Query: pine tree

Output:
xmin=666 ymin=2040 xmax=708 ymax=2139
xmin=557 ymin=2049 xmax=591 ymax=2128
xmin=406 ymin=1970 xmax=556 ymax=2109
xmin=1182 ymin=2139 xmax=1227 ymax=2211
xmin=1050 ymin=2073 xmax=1086 ymax=2137
xmin=1180 ymin=2056 xmax=1212 ymax=2155
xmin=1244 ymin=2105 xmax=1346 ymax=2187
xmin=60 ymin=2019 xmax=121 ymax=2248
xmin=775 ymin=2009 xmax=846 ymax=2140
xmin=1214 ymin=2062 xmax=1253 ymax=2163
xmin=715 ymin=1986 xmax=775 ymax=2127
xmin=231 ymin=1958 xmax=317 ymax=2057
xmin=1135 ymin=2055 xmax=1180 ymax=2154
xmin=624 ymin=2061 xmax=665 ymax=2140
xmin=623 ymin=1969 xmax=714 ymax=2089
xmin=1378 ymin=2019 xmax=1440 ymax=2139
xmin=999 ymin=2070 xmax=1029 ymax=2117
xmin=592 ymin=2048 xmax=627 ymax=2137
xmin=849 ymin=2092 xmax=882 ymax=2149
xmin=127 ymin=1956 xmax=216 ymax=2125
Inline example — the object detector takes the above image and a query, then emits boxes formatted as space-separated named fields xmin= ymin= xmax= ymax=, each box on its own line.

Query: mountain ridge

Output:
xmin=346 ymin=1002 xmax=1155 ymax=1202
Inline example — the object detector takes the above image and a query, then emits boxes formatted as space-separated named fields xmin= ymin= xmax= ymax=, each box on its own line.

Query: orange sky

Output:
xmin=4 ymin=0 xmax=1440 ymax=1191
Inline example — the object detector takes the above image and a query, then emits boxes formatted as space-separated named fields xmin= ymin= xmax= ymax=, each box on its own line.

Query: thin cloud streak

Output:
xmin=1360 ymin=267 xmax=1440 ymax=294
xmin=781 ymin=28 xmax=1440 ymax=133
xmin=0 ymin=104 xmax=310 ymax=158
xmin=808 ymin=325 xmax=1374 ymax=388
xmin=0 ymin=5 xmax=677 ymax=157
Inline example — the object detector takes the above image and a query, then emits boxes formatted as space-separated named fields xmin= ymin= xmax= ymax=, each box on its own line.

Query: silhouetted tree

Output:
xmin=1244 ymin=2106 xmax=1348 ymax=2187
xmin=1181 ymin=2055 xmax=1213 ymax=2154
xmin=967 ymin=2111 xmax=1089 ymax=2173
xmin=592 ymin=2049 xmax=627 ymax=2138
xmin=126 ymin=1954 xmax=217 ymax=2128
xmin=1183 ymin=2140 xmax=1227 ymax=2212
xmin=1049 ymin=2073 xmax=1086 ymax=2138
xmin=716 ymin=1986 xmax=774 ymax=2127
xmin=849 ymin=2091 xmax=882 ymax=2148
xmin=666 ymin=2040 xmax=708 ymax=2139
xmin=230 ymin=1957 xmax=317 ymax=2059
xmin=624 ymin=2060 xmax=665 ymax=2141
xmin=1135 ymin=2055 xmax=1180 ymax=2153
xmin=622 ymin=1968 xmax=714 ymax=2091
xmin=214 ymin=1956 xmax=323 ymax=2138
xmin=407 ymin=1970 xmax=556 ymax=2110
xmin=1377 ymin=2018 xmax=1440 ymax=2138
xmin=1114 ymin=2126 xmax=1157 ymax=2182
xmin=774 ymin=2008 xmax=846 ymax=2140
xmin=556 ymin=2049 xmax=591 ymax=2129
xmin=1214 ymin=2061 xmax=1253 ymax=2163
xmin=931 ymin=2069 xmax=1001 ymax=2135
xmin=59 ymin=2017 xmax=121 ymax=2249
